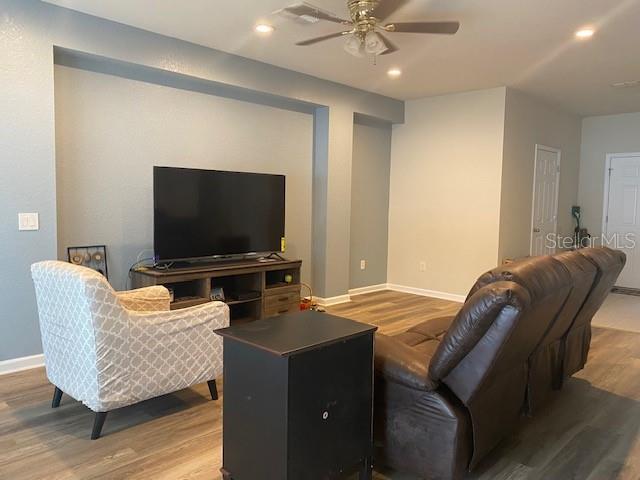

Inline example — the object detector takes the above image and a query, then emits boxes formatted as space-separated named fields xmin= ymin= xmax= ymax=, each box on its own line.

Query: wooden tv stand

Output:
xmin=130 ymin=258 xmax=302 ymax=324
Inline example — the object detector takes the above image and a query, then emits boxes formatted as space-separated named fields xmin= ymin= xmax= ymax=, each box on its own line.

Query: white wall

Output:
xmin=55 ymin=65 xmax=313 ymax=290
xmin=388 ymin=88 xmax=506 ymax=296
xmin=579 ymin=112 xmax=640 ymax=237
xmin=499 ymin=89 xmax=582 ymax=262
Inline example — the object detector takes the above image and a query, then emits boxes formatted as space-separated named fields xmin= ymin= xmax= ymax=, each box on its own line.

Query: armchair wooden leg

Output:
xmin=52 ymin=387 xmax=63 ymax=408
xmin=91 ymin=412 xmax=108 ymax=440
xmin=207 ymin=380 xmax=219 ymax=400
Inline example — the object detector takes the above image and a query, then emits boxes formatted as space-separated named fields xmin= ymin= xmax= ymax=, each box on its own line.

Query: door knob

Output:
xmin=533 ymin=228 xmax=541 ymax=233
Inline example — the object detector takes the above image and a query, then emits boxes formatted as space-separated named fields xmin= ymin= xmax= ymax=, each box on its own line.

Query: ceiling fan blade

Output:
xmin=372 ymin=0 xmax=409 ymax=21
xmin=283 ymin=3 xmax=350 ymax=24
xmin=385 ymin=21 xmax=460 ymax=34
xmin=378 ymin=33 xmax=399 ymax=55
xmin=296 ymin=31 xmax=351 ymax=46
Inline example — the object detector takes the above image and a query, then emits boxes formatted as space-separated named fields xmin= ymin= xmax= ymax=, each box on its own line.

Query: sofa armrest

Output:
xmin=375 ymin=333 xmax=439 ymax=391
xmin=116 ymin=286 xmax=171 ymax=312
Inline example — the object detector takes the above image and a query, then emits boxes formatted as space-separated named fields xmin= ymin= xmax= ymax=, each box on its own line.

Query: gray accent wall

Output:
xmin=54 ymin=64 xmax=314 ymax=291
xmin=0 ymin=0 xmax=403 ymax=362
xmin=0 ymin=1 xmax=57 ymax=361
xmin=350 ymin=118 xmax=392 ymax=289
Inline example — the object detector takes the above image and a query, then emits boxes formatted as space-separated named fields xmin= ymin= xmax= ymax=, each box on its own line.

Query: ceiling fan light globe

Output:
xmin=255 ymin=24 xmax=274 ymax=34
xmin=364 ymin=31 xmax=387 ymax=55
xmin=344 ymin=35 xmax=364 ymax=57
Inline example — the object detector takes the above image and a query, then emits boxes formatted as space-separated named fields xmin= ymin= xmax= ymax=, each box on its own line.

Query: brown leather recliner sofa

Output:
xmin=373 ymin=247 xmax=626 ymax=480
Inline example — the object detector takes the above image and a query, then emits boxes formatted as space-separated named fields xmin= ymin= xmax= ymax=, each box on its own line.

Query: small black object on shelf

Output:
xmin=231 ymin=290 xmax=261 ymax=301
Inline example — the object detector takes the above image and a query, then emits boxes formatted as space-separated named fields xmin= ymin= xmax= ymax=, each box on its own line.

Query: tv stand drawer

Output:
xmin=264 ymin=283 xmax=300 ymax=296
xmin=264 ymin=302 xmax=299 ymax=318
xmin=264 ymin=291 xmax=300 ymax=309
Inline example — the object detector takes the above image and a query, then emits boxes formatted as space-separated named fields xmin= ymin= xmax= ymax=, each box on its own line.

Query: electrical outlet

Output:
xmin=360 ymin=260 xmax=366 ymax=270
xmin=419 ymin=261 xmax=427 ymax=272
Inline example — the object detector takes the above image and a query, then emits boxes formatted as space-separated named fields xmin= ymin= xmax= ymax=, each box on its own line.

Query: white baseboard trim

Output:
xmin=315 ymin=294 xmax=352 ymax=307
xmin=386 ymin=284 xmax=465 ymax=303
xmin=317 ymin=283 xmax=464 ymax=306
xmin=0 ymin=354 xmax=45 ymax=376
xmin=348 ymin=284 xmax=389 ymax=296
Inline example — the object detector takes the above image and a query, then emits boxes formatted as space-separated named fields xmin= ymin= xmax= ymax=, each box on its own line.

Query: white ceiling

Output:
xmin=45 ymin=0 xmax=640 ymax=116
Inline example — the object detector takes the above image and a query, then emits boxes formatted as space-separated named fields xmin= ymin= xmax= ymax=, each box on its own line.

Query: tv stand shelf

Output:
xmin=130 ymin=258 xmax=302 ymax=323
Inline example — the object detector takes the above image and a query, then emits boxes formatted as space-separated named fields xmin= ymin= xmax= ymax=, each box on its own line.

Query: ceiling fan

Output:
xmin=279 ymin=0 xmax=460 ymax=57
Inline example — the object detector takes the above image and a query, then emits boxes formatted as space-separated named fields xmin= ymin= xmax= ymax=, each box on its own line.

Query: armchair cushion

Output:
xmin=116 ymin=286 xmax=171 ymax=312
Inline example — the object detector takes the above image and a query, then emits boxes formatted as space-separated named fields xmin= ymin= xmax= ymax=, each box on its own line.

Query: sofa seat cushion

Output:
xmin=394 ymin=331 xmax=432 ymax=347
xmin=375 ymin=334 xmax=439 ymax=391
xmin=409 ymin=316 xmax=455 ymax=339
xmin=412 ymin=337 xmax=441 ymax=357
xmin=394 ymin=315 xmax=455 ymax=346
xmin=390 ymin=316 xmax=457 ymax=368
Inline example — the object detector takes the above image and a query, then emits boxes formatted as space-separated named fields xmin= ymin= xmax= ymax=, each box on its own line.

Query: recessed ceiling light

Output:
xmin=255 ymin=24 xmax=275 ymax=34
xmin=575 ymin=28 xmax=595 ymax=39
xmin=611 ymin=80 xmax=640 ymax=89
xmin=387 ymin=68 xmax=402 ymax=78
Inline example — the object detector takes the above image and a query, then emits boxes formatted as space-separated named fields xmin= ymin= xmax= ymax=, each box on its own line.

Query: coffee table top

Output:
xmin=215 ymin=310 xmax=377 ymax=357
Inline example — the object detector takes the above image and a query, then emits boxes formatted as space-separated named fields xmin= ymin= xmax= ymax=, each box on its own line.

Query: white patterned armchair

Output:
xmin=31 ymin=261 xmax=229 ymax=439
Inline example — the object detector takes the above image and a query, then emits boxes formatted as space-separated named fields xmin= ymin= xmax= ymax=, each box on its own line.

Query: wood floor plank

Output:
xmin=1 ymin=290 xmax=639 ymax=479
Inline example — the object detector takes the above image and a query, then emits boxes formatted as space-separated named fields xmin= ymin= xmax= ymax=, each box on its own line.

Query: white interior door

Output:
xmin=530 ymin=145 xmax=561 ymax=256
xmin=604 ymin=154 xmax=640 ymax=288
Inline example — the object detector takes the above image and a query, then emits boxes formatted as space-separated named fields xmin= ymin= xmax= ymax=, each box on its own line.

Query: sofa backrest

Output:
xmin=550 ymin=250 xmax=598 ymax=345
xmin=517 ymin=250 xmax=599 ymax=411
xmin=429 ymin=256 xmax=573 ymax=467
xmin=573 ymin=247 xmax=626 ymax=330
xmin=428 ymin=281 xmax=531 ymax=389
xmin=464 ymin=254 xmax=577 ymax=354
xmin=562 ymin=247 xmax=626 ymax=376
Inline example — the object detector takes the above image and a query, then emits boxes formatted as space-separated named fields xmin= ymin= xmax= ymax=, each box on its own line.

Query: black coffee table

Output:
xmin=215 ymin=310 xmax=377 ymax=480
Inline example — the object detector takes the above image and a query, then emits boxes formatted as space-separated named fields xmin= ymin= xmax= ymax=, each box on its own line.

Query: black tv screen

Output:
xmin=154 ymin=167 xmax=285 ymax=261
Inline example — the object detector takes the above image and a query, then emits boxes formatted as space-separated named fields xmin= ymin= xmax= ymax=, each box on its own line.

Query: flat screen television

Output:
xmin=153 ymin=167 xmax=285 ymax=261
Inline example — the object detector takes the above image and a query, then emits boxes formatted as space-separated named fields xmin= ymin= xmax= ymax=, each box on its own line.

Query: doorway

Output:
xmin=603 ymin=153 xmax=640 ymax=289
xmin=530 ymin=145 xmax=561 ymax=256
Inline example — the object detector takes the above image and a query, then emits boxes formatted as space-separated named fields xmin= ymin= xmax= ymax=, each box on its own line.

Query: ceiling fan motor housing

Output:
xmin=348 ymin=0 xmax=381 ymax=37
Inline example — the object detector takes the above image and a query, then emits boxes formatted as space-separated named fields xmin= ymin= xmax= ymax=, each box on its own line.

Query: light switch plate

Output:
xmin=18 ymin=213 xmax=39 ymax=231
